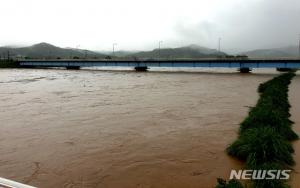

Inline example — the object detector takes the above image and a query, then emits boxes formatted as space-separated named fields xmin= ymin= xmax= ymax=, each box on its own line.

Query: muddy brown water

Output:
xmin=290 ymin=75 xmax=300 ymax=188
xmin=0 ymin=68 xmax=298 ymax=188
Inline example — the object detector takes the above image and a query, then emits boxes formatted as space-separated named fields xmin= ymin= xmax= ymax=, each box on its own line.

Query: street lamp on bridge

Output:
xmin=218 ymin=37 xmax=221 ymax=52
xmin=298 ymin=34 xmax=300 ymax=58
xmin=158 ymin=41 xmax=163 ymax=59
xmin=113 ymin=43 xmax=117 ymax=57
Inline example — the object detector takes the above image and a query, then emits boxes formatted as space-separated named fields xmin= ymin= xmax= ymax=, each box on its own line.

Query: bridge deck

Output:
xmin=19 ymin=59 xmax=300 ymax=69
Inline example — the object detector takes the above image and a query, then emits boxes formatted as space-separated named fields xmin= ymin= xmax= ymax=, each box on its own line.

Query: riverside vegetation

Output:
xmin=216 ymin=72 xmax=298 ymax=188
xmin=0 ymin=60 xmax=19 ymax=68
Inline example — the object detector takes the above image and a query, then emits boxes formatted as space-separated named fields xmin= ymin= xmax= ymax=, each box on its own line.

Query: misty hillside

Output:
xmin=243 ymin=46 xmax=299 ymax=58
xmin=97 ymin=50 xmax=139 ymax=57
xmin=0 ymin=43 xmax=106 ymax=59
xmin=128 ymin=45 xmax=227 ymax=59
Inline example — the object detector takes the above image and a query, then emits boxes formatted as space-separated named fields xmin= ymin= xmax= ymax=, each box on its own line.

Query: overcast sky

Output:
xmin=1 ymin=0 xmax=300 ymax=52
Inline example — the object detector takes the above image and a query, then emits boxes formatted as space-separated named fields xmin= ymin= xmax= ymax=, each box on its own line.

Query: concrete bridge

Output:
xmin=18 ymin=59 xmax=300 ymax=73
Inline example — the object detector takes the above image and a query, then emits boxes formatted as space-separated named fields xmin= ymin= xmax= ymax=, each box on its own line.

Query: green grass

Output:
xmin=227 ymin=127 xmax=294 ymax=167
xmin=239 ymin=106 xmax=298 ymax=141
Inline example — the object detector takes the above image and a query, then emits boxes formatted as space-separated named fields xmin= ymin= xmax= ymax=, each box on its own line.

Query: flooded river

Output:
xmin=0 ymin=68 xmax=298 ymax=188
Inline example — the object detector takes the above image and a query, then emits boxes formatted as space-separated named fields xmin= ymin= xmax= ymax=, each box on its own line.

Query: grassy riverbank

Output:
xmin=0 ymin=61 xmax=20 ymax=68
xmin=217 ymin=72 xmax=297 ymax=188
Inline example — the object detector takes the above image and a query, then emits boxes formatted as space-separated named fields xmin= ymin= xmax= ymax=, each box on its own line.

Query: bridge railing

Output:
xmin=0 ymin=177 xmax=36 ymax=188
xmin=19 ymin=59 xmax=300 ymax=69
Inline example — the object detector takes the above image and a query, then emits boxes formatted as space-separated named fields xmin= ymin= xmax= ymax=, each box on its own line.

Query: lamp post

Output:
xmin=158 ymin=41 xmax=163 ymax=59
xmin=76 ymin=45 xmax=80 ymax=58
xmin=113 ymin=43 xmax=117 ymax=57
xmin=218 ymin=37 xmax=221 ymax=52
xmin=298 ymin=34 xmax=300 ymax=58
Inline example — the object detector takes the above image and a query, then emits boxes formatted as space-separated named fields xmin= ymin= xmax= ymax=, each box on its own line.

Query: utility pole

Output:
xmin=158 ymin=41 xmax=163 ymax=59
xmin=76 ymin=45 xmax=80 ymax=59
xmin=113 ymin=43 xmax=117 ymax=57
xmin=7 ymin=50 xmax=10 ymax=61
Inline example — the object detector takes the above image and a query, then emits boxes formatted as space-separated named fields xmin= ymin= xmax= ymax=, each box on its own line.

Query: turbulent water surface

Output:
xmin=0 ymin=68 xmax=299 ymax=188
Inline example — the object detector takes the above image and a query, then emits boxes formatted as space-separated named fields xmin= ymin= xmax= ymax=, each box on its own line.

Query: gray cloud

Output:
xmin=172 ymin=0 xmax=300 ymax=53
xmin=173 ymin=21 xmax=220 ymax=49
xmin=1 ymin=0 xmax=300 ymax=52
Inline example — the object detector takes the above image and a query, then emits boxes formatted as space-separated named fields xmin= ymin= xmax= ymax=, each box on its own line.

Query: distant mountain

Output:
xmin=242 ymin=46 xmax=299 ymax=58
xmin=127 ymin=44 xmax=227 ymax=59
xmin=0 ymin=43 xmax=228 ymax=60
xmin=0 ymin=42 xmax=106 ymax=59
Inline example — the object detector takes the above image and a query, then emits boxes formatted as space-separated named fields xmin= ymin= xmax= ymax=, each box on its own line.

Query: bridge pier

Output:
xmin=66 ymin=66 xmax=80 ymax=70
xmin=239 ymin=67 xmax=251 ymax=73
xmin=276 ymin=68 xmax=292 ymax=72
xmin=135 ymin=66 xmax=148 ymax=72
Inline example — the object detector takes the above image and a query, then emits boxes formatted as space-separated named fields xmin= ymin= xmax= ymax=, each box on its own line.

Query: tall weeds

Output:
xmin=216 ymin=72 xmax=297 ymax=188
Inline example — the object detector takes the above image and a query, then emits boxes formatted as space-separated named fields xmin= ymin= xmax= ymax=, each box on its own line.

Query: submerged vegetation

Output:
xmin=216 ymin=72 xmax=297 ymax=188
